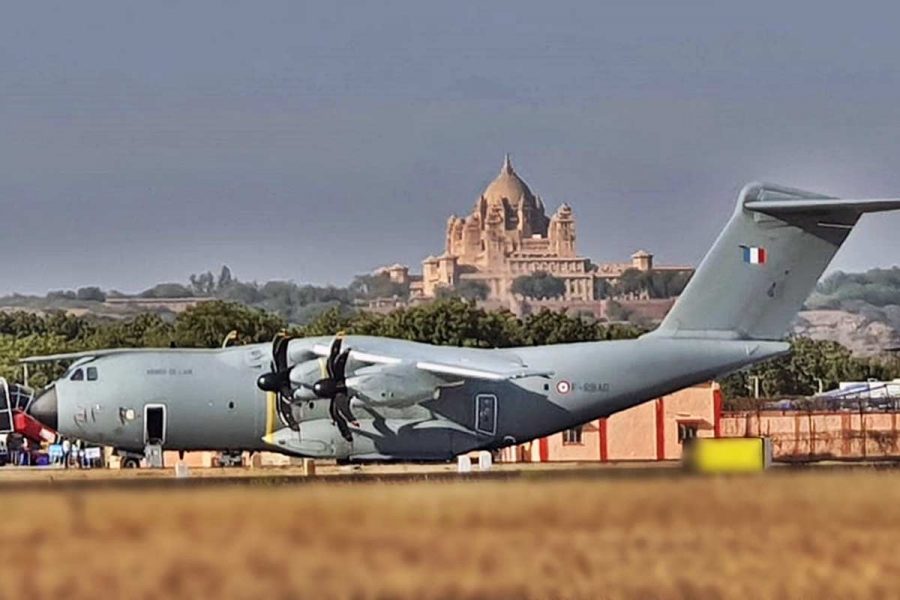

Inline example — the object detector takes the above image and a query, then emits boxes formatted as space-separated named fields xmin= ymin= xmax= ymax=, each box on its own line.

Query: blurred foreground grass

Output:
xmin=3 ymin=470 xmax=900 ymax=599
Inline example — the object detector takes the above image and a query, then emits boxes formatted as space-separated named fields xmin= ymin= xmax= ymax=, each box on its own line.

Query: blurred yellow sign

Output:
xmin=686 ymin=437 xmax=772 ymax=473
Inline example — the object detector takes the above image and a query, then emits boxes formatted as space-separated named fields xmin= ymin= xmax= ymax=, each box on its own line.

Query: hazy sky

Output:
xmin=3 ymin=1 xmax=900 ymax=294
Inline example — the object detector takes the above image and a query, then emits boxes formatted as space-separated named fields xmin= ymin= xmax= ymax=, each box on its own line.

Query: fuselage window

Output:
xmin=70 ymin=369 xmax=84 ymax=381
xmin=86 ymin=367 xmax=98 ymax=381
xmin=475 ymin=394 xmax=497 ymax=435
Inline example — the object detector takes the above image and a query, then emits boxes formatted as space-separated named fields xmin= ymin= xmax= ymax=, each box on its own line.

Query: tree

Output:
xmin=188 ymin=271 xmax=216 ymax=296
xmin=217 ymin=265 xmax=234 ymax=289
xmin=46 ymin=290 xmax=76 ymax=301
xmin=0 ymin=310 xmax=95 ymax=340
xmin=718 ymin=336 xmax=896 ymax=400
xmin=362 ymin=298 xmax=524 ymax=347
xmin=645 ymin=270 xmax=692 ymax=298
xmin=349 ymin=273 xmax=409 ymax=300
xmin=140 ymin=283 xmax=193 ymax=298
xmin=296 ymin=306 xmax=355 ymax=337
xmin=612 ymin=269 xmax=645 ymax=298
xmin=172 ymin=301 xmax=286 ymax=347
xmin=219 ymin=281 xmax=264 ymax=305
xmin=76 ymin=286 xmax=107 ymax=302
xmin=436 ymin=280 xmax=490 ymax=301
xmin=523 ymin=309 xmax=600 ymax=345
xmin=605 ymin=300 xmax=632 ymax=322
xmin=0 ymin=334 xmax=74 ymax=389
xmin=85 ymin=313 xmax=173 ymax=348
xmin=594 ymin=278 xmax=612 ymax=300
xmin=511 ymin=272 xmax=566 ymax=300
xmin=611 ymin=269 xmax=693 ymax=300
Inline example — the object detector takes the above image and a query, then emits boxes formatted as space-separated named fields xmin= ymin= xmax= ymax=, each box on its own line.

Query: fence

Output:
xmin=721 ymin=410 xmax=900 ymax=461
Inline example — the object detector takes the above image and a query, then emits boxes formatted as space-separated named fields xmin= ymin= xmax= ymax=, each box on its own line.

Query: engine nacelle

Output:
xmin=289 ymin=358 xmax=324 ymax=401
xmin=348 ymin=363 xmax=444 ymax=407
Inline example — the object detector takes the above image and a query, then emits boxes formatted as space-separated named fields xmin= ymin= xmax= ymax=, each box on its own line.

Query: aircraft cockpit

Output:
xmin=67 ymin=365 xmax=99 ymax=382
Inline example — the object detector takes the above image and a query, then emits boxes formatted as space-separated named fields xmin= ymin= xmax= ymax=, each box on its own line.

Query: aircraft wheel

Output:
xmin=121 ymin=457 xmax=141 ymax=469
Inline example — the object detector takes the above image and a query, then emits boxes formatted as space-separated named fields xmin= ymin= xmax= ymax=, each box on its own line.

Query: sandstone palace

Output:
xmin=376 ymin=156 xmax=690 ymax=310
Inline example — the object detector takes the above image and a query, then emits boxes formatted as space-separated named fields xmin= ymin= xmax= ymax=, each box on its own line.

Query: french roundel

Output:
xmin=556 ymin=380 xmax=572 ymax=394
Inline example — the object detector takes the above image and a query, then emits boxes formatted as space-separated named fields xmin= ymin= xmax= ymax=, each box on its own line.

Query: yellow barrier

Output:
xmin=684 ymin=437 xmax=772 ymax=473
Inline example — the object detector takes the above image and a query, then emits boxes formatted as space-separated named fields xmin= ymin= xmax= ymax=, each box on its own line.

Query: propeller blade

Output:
xmin=325 ymin=336 xmax=342 ymax=379
xmin=332 ymin=392 xmax=354 ymax=442
xmin=333 ymin=349 xmax=350 ymax=383
xmin=273 ymin=335 xmax=290 ymax=372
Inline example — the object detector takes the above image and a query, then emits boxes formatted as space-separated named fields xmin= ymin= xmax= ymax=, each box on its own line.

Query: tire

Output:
xmin=121 ymin=457 xmax=140 ymax=469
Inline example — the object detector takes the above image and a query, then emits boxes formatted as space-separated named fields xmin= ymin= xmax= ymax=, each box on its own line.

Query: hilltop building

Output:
xmin=377 ymin=155 xmax=690 ymax=307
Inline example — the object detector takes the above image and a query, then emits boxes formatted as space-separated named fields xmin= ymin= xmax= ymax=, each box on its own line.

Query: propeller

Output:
xmin=257 ymin=333 xmax=293 ymax=400
xmin=257 ymin=334 xmax=301 ymax=430
xmin=257 ymin=333 xmax=357 ymax=441
xmin=312 ymin=336 xmax=356 ymax=442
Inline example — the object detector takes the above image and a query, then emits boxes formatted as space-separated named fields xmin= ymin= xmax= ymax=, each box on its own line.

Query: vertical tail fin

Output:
xmin=650 ymin=182 xmax=900 ymax=341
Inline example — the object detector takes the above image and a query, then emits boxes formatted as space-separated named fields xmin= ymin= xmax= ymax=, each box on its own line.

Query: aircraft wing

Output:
xmin=20 ymin=347 xmax=217 ymax=365
xmin=309 ymin=341 xmax=553 ymax=382
xmin=19 ymin=348 xmax=148 ymax=364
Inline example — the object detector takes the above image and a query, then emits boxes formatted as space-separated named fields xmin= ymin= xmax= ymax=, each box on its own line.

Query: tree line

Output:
xmin=0 ymin=300 xmax=643 ymax=389
xmin=1 ymin=299 xmax=893 ymax=401
xmin=510 ymin=268 xmax=692 ymax=301
xmin=26 ymin=265 xmax=695 ymax=327
xmin=807 ymin=267 xmax=900 ymax=310
xmin=719 ymin=336 xmax=898 ymax=404
xmin=32 ymin=266 xmax=378 ymax=325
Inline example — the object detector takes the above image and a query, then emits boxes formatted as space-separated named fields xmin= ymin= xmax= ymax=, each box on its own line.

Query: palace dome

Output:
xmin=481 ymin=154 xmax=537 ymax=209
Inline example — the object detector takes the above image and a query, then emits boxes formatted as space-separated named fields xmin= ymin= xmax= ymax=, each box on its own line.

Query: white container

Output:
xmin=478 ymin=451 xmax=492 ymax=471
xmin=174 ymin=461 xmax=190 ymax=479
xmin=457 ymin=455 xmax=472 ymax=473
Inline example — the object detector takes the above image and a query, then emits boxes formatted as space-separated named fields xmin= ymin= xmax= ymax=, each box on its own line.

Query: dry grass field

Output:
xmin=2 ymin=470 xmax=900 ymax=599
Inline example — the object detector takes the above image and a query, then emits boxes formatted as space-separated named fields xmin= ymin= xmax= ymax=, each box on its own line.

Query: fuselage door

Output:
xmin=474 ymin=393 xmax=497 ymax=437
xmin=144 ymin=404 xmax=167 ymax=445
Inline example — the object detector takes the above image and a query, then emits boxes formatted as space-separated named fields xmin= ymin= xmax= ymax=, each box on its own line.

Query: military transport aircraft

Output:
xmin=22 ymin=183 xmax=900 ymax=463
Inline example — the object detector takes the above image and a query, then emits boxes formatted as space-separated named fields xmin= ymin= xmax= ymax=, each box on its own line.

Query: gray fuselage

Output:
xmin=42 ymin=335 xmax=787 ymax=461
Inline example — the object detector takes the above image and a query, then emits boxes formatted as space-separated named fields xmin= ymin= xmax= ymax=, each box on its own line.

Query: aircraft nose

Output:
xmin=28 ymin=386 xmax=58 ymax=431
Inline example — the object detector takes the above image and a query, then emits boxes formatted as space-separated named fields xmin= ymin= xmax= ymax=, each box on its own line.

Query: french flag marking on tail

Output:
xmin=741 ymin=245 xmax=767 ymax=265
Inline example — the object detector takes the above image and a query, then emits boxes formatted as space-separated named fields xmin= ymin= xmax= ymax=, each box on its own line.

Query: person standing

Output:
xmin=6 ymin=434 xmax=21 ymax=467
xmin=61 ymin=438 xmax=71 ymax=469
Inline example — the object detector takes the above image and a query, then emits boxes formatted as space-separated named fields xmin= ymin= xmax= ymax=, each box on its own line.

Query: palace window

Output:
xmin=562 ymin=426 xmax=583 ymax=445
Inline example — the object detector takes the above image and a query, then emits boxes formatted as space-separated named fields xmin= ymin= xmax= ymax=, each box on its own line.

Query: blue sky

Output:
xmin=2 ymin=1 xmax=900 ymax=293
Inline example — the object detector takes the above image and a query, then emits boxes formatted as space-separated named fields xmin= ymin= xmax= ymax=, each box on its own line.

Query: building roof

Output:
xmin=481 ymin=154 xmax=537 ymax=209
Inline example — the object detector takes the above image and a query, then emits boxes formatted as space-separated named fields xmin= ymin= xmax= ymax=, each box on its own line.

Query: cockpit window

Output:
xmin=86 ymin=367 xmax=98 ymax=381
xmin=70 ymin=369 xmax=84 ymax=381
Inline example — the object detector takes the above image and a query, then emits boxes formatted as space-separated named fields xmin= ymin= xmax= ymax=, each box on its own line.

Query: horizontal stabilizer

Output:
xmin=745 ymin=197 xmax=900 ymax=214
xmin=745 ymin=196 xmax=900 ymax=244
